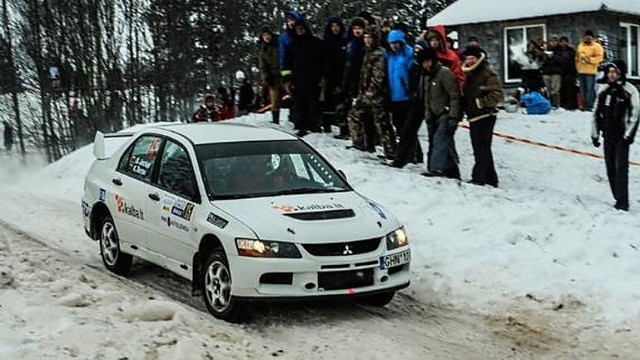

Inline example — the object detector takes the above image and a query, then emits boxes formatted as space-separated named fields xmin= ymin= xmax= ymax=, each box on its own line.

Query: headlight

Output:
xmin=385 ymin=227 xmax=408 ymax=250
xmin=235 ymin=238 xmax=302 ymax=258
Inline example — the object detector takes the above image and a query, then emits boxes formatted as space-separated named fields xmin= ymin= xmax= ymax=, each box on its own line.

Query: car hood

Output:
xmin=211 ymin=191 xmax=400 ymax=244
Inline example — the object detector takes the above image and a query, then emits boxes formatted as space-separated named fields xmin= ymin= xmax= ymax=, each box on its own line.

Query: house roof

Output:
xmin=429 ymin=0 xmax=640 ymax=26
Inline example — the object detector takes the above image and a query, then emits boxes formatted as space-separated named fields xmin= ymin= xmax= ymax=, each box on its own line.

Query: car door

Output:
xmin=112 ymin=134 xmax=163 ymax=250
xmin=145 ymin=138 xmax=200 ymax=265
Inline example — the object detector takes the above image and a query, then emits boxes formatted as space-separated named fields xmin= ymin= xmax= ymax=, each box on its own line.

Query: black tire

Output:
xmin=360 ymin=291 xmax=396 ymax=307
xmin=202 ymin=248 xmax=246 ymax=323
xmin=99 ymin=214 xmax=133 ymax=276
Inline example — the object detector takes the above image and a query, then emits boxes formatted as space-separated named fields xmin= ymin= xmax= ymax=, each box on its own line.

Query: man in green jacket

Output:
xmin=258 ymin=27 xmax=282 ymax=124
xmin=420 ymin=47 xmax=462 ymax=179
xmin=461 ymin=46 xmax=504 ymax=187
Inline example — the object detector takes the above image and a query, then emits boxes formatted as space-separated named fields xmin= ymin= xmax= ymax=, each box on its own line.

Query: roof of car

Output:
xmin=149 ymin=122 xmax=298 ymax=145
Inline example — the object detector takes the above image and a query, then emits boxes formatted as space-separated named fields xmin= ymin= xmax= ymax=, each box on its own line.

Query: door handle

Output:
xmin=148 ymin=193 xmax=160 ymax=201
xmin=112 ymin=178 xmax=122 ymax=186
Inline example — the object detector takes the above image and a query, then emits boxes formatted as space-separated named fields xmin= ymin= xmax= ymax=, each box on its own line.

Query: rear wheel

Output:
xmin=99 ymin=215 xmax=133 ymax=276
xmin=202 ymin=248 xmax=246 ymax=323
xmin=360 ymin=291 xmax=396 ymax=307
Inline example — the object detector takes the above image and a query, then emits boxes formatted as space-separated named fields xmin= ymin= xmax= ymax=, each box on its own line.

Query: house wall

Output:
xmin=449 ymin=11 xmax=639 ymax=87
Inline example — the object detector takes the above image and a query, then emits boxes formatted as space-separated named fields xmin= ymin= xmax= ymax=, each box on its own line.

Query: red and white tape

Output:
xmin=458 ymin=123 xmax=640 ymax=167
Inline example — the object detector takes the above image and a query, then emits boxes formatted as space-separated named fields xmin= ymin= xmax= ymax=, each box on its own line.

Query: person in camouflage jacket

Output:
xmin=347 ymin=27 xmax=396 ymax=157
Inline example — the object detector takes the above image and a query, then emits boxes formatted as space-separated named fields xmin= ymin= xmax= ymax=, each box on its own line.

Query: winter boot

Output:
xmin=271 ymin=110 xmax=280 ymax=124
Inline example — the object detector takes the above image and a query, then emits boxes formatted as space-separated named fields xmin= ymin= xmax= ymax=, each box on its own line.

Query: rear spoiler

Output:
xmin=93 ymin=131 xmax=135 ymax=160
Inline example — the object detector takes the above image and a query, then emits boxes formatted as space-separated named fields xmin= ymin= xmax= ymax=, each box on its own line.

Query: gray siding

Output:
xmin=450 ymin=11 xmax=640 ymax=86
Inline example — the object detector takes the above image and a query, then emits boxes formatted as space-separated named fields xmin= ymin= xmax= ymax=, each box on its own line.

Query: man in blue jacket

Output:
xmin=386 ymin=30 xmax=415 ymax=158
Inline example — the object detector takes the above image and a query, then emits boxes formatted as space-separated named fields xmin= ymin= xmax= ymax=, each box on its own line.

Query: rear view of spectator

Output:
xmin=541 ymin=35 xmax=563 ymax=108
xmin=558 ymin=36 xmax=578 ymax=110
xmin=236 ymin=72 xmax=255 ymax=116
xmin=216 ymin=86 xmax=236 ymax=120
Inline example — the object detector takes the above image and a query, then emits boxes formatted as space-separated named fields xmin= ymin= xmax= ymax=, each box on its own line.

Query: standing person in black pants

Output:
xmin=592 ymin=60 xmax=640 ymax=211
xmin=461 ymin=46 xmax=504 ymax=187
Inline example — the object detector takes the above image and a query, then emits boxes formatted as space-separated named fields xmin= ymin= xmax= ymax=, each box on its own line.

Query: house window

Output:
xmin=620 ymin=23 xmax=639 ymax=78
xmin=503 ymin=24 xmax=546 ymax=82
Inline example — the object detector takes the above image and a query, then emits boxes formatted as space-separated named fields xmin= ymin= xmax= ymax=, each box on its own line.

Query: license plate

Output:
xmin=379 ymin=249 xmax=411 ymax=269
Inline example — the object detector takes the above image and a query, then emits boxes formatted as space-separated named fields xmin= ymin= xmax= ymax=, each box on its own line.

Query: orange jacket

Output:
xmin=575 ymin=41 xmax=604 ymax=75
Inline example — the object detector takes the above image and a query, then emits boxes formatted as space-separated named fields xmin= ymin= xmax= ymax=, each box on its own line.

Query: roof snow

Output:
xmin=429 ymin=0 xmax=640 ymax=26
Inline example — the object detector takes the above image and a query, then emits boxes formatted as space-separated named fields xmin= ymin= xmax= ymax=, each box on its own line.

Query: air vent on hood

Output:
xmin=283 ymin=209 xmax=355 ymax=221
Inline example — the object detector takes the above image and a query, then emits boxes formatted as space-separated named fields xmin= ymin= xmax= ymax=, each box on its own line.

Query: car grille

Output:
xmin=318 ymin=269 xmax=374 ymax=290
xmin=284 ymin=209 xmax=355 ymax=221
xmin=302 ymin=237 xmax=382 ymax=256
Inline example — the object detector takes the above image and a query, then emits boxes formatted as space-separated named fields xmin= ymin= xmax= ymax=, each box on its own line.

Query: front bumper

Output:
xmin=227 ymin=246 xmax=411 ymax=298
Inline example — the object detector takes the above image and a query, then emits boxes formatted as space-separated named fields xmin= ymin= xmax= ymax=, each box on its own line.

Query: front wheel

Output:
xmin=359 ymin=290 xmax=396 ymax=307
xmin=202 ymin=249 xmax=246 ymax=323
xmin=99 ymin=215 xmax=133 ymax=276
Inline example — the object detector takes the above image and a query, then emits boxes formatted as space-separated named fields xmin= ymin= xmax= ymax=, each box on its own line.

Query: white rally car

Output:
xmin=82 ymin=123 xmax=410 ymax=322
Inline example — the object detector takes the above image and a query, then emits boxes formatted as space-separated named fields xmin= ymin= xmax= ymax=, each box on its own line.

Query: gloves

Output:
xmin=447 ymin=119 xmax=459 ymax=133
xmin=265 ymin=74 xmax=275 ymax=87
xmin=591 ymin=137 xmax=600 ymax=147
xmin=622 ymin=137 xmax=634 ymax=145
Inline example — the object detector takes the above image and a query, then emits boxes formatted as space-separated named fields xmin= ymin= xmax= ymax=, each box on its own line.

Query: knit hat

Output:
xmin=350 ymin=17 xmax=366 ymax=29
xmin=462 ymin=45 xmax=483 ymax=59
xmin=417 ymin=46 xmax=438 ymax=63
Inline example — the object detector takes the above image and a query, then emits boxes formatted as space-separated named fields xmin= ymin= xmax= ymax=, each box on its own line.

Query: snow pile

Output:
xmin=1 ymin=109 xmax=640 ymax=357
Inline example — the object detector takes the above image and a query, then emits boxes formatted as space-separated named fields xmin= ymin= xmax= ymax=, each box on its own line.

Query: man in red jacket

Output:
xmin=426 ymin=25 xmax=464 ymax=88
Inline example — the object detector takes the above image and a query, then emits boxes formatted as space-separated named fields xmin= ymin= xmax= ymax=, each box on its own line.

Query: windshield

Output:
xmin=196 ymin=140 xmax=351 ymax=200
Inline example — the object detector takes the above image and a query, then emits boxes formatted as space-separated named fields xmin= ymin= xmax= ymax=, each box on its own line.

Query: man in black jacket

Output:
xmin=283 ymin=20 xmax=323 ymax=136
xmin=592 ymin=60 xmax=640 ymax=211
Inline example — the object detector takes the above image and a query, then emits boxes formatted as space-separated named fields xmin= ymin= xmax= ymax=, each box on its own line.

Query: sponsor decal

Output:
xmin=114 ymin=194 xmax=145 ymax=220
xmin=272 ymin=203 xmax=345 ymax=213
xmin=367 ymin=201 xmax=387 ymax=220
xmin=131 ymin=156 xmax=153 ymax=177
xmin=160 ymin=215 xmax=189 ymax=232
xmin=147 ymin=138 xmax=161 ymax=157
xmin=161 ymin=197 xmax=174 ymax=213
xmin=171 ymin=199 xmax=195 ymax=221
xmin=81 ymin=200 xmax=90 ymax=217
xmin=206 ymin=213 xmax=229 ymax=229
xmin=99 ymin=188 xmax=106 ymax=202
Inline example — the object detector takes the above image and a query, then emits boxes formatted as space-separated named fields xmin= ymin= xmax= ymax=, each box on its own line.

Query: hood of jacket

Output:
xmin=427 ymin=25 xmax=447 ymax=51
xmin=324 ymin=16 xmax=346 ymax=41
xmin=387 ymin=29 xmax=406 ymax=44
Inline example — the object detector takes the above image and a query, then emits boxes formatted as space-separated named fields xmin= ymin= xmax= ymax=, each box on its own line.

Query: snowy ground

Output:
xmin=1 ymin=109 xmax=639 ymax=358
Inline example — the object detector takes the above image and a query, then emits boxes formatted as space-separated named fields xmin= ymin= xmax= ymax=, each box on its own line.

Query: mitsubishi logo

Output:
xmin=343 ymin=245 xmax=353 ymax=255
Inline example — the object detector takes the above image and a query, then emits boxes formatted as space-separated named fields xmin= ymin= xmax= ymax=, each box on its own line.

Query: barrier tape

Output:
xmin=458 ymin=123 xmax=640 ymax=167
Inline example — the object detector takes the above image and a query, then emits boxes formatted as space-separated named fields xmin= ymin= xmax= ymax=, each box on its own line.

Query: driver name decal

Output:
xmin=273 ymin=203 xmax=345 ymax=213
xmin=114 ymin=195 xmax=145 ymax=220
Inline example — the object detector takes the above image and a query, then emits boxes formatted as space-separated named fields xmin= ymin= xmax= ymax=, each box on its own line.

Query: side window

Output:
xmin=118 ymin=135 xmax=162 ymax=182
xmin=157 ymin=140 xmax=198 ymax=200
